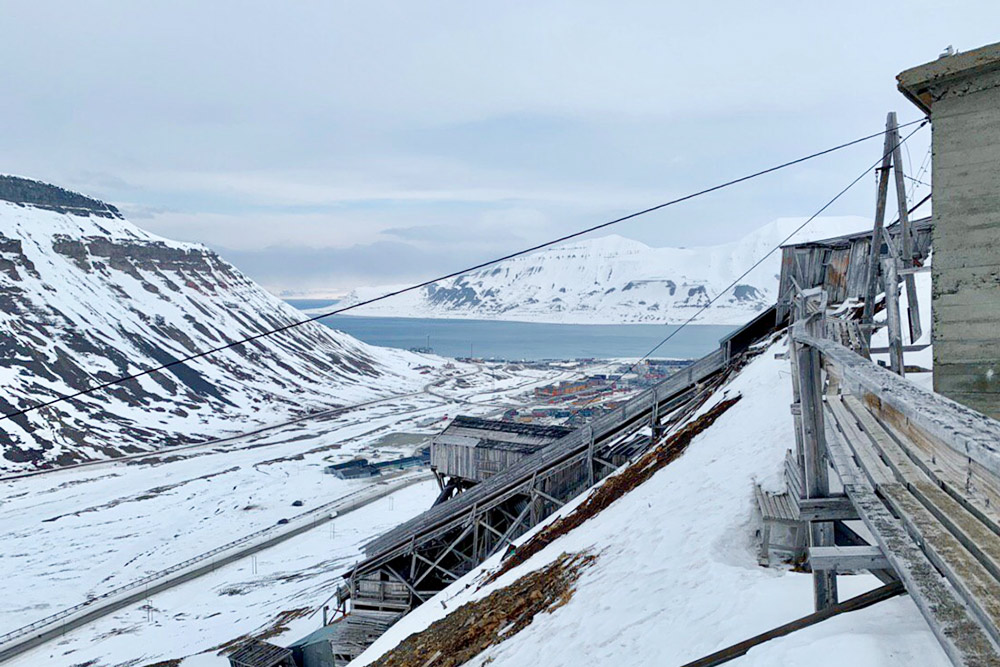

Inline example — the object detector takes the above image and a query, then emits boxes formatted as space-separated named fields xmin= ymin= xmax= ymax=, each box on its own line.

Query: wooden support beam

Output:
xmin=409 ymin=539 xmax=417 ymax=580
xmin=797 ymin=496 xmax=859 ymax=522
xmin=678 ymin=582 xmax=904 ymax=667
xmin=478 ymin=519 xmax=505 ymax=540
xmin=472 ymin=503 xmax=480 ymax=562
xmin=411 ymin=523 xmax=473 ymax=588
xmin=861 ymin=113 xmax=896 ymax=337
xmin=889 ymin=111 xmax=923 ymax=343
xmin=796 ymin=319 xmax=838 ymax=610
xmin=834 ymin=521 xmax=899 ymax=585
xmin=489 ymin=503 xmax=532 ymax=558
xmin=493 ymin=505 xmax=520 ymax=525
xmin=650 ymin=387 xmax=660 ymax=434
xmin=586 ymin=425 xmax=595 ymax=488
xmin=413 ymin=552 xmax=462 ymax=584
xmin=898 ymin=265 xmax=931 ymax=275
xmin=882 ymin=258 xmax=905 ymax=377
xmin=383 ymin=564 xmax=427 ymax=603
xmin=810 ymin=545 xmax=890 ymax=572
xmin=593 ymin=456 xmax=617 ymax=473
xmin=867 ymin=343 xmax=932 ymax=354
xmin=532 ymin=486 xmax=565 ymax=508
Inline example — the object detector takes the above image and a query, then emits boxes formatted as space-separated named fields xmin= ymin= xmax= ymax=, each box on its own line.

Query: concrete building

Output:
xmin=898 ymin=42 xmax=1000 ymax=418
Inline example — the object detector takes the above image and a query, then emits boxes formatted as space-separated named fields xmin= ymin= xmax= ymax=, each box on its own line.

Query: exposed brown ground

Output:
xmin=369 ymin=551 xmax=597 ymax=667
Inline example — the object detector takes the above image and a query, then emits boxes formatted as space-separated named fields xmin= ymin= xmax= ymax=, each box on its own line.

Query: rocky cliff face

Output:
xmin=0 ymin=176 xmax=423 ymax=472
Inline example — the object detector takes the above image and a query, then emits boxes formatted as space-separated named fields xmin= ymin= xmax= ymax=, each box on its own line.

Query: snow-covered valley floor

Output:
xmin=352 ymin=339 xmax=952 ymax=667
xmin=0 ymin=360 xmax=607 ymax=666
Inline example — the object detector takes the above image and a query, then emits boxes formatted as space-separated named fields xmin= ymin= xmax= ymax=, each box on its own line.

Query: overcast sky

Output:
xmin=1 ymin=2 xmax=996 ymax=296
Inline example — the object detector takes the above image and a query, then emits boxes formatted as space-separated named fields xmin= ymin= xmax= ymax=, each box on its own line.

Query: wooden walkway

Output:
xmin=793 ymin=328 xmax=1000 ymax=665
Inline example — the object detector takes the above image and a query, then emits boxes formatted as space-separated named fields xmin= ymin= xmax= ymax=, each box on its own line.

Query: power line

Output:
xmin=568 ymin=119 xmax=929 ymax=417
xmin=1 ymin=118 xmax=926 ymax=424
xmin=903 ymin=173 xmax=931 ymax=189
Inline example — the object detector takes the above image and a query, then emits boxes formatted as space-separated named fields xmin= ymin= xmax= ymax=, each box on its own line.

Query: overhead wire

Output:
xmin=1 ymin=118 xmax=927 ymax=424
xmin=559 ymin=119 xmax=929 ymax=422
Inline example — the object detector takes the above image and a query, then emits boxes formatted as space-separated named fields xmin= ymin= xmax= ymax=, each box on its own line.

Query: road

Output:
xmin=0 ymin=364 xmax=486 ymax=482
xmin=0 ymin=471 xmax=432 ymax=663
xmin=0 ymin=357 xmax=609 ymax=665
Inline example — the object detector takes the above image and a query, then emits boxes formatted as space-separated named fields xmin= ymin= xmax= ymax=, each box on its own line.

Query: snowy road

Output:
xmin=0 ymin=363 xmax=486 ymax=483
xmin=0 ymin=472 xmax=431 ymax=662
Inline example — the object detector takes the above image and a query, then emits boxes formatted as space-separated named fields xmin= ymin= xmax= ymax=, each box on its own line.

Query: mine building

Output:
xmin=430 ymin=416 xmax=572 ymax=494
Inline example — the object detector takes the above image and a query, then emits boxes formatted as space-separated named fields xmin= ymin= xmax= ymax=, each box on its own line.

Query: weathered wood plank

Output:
xmin=823 ymin=418 xmax=1000 ymax=666
xmin=810 ymin=545 xmax=889 ymax=571
xmin=678 ymin=582 xmax=905 ymax=667
xmin=880 ymin=484 xmax=1000 ymax=649
xmin=795 ymin=332 xmax=1000 ymax=482
xmin=845 ymin=396 xmax=1000 ymax=586
xmin=862 ymin=114 xmax=896 ymax=331
xmin=827 ymin=397 xmax=895 ymax=487
xmin=874 ymin=414 xmax=1000 ymax=541
xmin=882 ymin=257 xmax=906 ymax=376
xmin=784 ymin=448 xmax=804 ymax=498
xmin=797 ymin=496 xmax=859 ymax=522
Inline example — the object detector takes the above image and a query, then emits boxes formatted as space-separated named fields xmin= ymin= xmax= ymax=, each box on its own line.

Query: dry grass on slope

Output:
xmin=369 ymin=551 xmax=597 ymax=667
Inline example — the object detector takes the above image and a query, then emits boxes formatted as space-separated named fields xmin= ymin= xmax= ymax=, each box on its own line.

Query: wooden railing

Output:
xmin=790 ymin=296 xmax=1000 ymax=666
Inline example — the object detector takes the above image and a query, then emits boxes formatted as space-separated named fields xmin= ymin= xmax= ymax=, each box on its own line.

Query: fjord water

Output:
xmin=285 ymin=301 xmax=736 ymax=360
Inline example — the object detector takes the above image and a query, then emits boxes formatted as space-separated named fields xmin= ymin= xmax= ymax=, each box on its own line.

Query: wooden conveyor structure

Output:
xmin=345 ymin=347 xmax=731 ymax=614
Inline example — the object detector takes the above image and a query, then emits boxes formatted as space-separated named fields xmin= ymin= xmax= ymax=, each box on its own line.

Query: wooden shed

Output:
xmin=290 ymin=612 xmax=401 ymax=667
xmin=227 ymin=639 xmax=294 ymax=667
xmin=430 ymin=416 xmax=572 ymax=484
xmin=775 ymin=217 xmax=932 ymax=323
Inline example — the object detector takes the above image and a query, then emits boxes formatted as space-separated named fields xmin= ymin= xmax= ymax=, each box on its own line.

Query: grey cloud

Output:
xmin=0 ymin=0 xmax=993 ymax=291
xmin=381 ymin=225 xmax=456 ymax=242
xmin=210 ymin=240 xmax=489 ymax=293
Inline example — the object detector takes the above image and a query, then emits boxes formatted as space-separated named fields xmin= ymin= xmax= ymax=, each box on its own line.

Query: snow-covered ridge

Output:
xmin=342 ymin=218 xmax=871 ymax=325
xmin=0 ymin=179 xmax=432 ymax=472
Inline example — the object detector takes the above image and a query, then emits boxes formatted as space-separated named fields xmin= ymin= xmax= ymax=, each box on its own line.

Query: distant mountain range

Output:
xmin=0 ymin=176 xmax=425 ymax=471
xmin=340 ymin=218 xmax=870 ymax=325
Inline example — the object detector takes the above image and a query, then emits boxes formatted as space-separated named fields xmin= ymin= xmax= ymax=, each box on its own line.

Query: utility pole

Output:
xmin=889 ymin=113 xmax=923 ymax=343
xmin=861 ymin=113 xmax=896 ymax=342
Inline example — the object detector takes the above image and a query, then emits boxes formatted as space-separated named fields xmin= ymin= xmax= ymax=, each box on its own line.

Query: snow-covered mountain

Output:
xmin=0 ymin=176 xmax=431 ymax=472
xmin=342 ymin=218 xmax=871 ymax=325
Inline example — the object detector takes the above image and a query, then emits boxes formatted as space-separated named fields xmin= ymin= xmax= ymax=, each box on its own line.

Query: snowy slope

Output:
xmin=350 ymin=341 xmax=950 ymax=667
xmin=342 ymin=217 xmax=871 ymax=325
xmin=0 ymin=177 xmax=435 ymax=471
